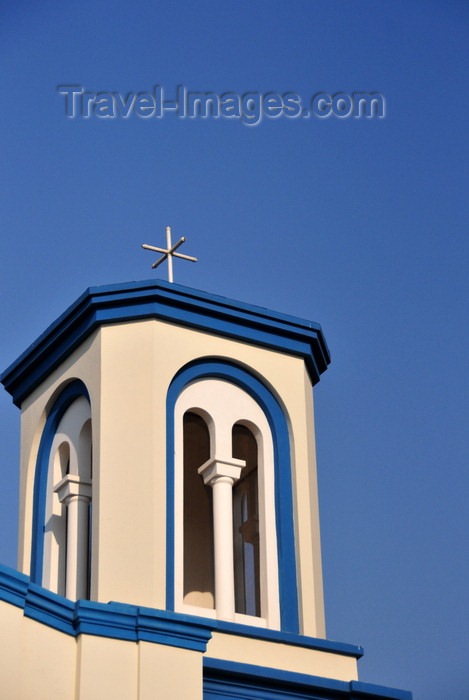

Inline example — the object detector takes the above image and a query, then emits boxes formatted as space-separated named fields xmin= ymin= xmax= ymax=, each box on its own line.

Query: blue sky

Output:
xmin=1 ymin=2 xmax=468 ymax=698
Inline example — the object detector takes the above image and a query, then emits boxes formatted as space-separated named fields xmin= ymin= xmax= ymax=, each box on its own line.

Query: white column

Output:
xmin=54 ymin=475 xmax=92 ymax=600
xmin=198 ymin=456 xmax=245 ymax=621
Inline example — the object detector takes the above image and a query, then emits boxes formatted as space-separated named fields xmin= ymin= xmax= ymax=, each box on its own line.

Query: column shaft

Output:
xmin=66 ymin=495 xmax=90 ymax=600
xmin=212 ymin=476 xmax=236 ymax=620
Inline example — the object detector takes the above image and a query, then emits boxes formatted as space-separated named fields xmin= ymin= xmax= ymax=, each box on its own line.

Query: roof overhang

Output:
xmin=1 ymin=279 xmax=331 ymax=407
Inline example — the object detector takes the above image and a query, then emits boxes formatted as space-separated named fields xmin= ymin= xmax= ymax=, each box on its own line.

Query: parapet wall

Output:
xmin=0 ymin=562 xmax=411 ymax=700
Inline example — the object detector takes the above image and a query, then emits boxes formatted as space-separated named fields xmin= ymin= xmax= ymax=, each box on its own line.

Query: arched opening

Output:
xmin=232 ymin=423 xmax=260 ymax=617
xmin=39 ymin=390 xmax=92 ymax=600
xmin=183 ymin=411 xmax=214 ymax=608
xmin=43 ymin=441 xmax=70 ymax=595
xmin=77 ymin=417 xmax=92 ymax=599
xmin=172 ymin=372 xmax=282 ymax=629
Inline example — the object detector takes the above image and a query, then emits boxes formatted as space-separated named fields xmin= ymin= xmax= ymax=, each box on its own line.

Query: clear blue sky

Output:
xmin=1 ymin=2 xmax=468 ymax=698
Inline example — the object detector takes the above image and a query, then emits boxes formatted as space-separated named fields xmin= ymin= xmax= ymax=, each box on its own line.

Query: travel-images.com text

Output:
xmin=58 ymin=86 xmax=385 ymax=125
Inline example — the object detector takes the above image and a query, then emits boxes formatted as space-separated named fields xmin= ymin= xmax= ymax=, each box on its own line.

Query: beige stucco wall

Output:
xmin=17 ymin=316 xmax=325 ymax=636
xmin=206 ymin=631 xmax=358 ymax=682
xmin=138 ymin=641 xmax=203 ymax=700
xmin=0 ymin=598 xmax=358 ymax=700
xmin=76 ymin=635 xmax=138 ymax=700
xmin=0 ymin=602 xmax=23 ymax=699
xmin=0 ymin=599 xmax=205 ymax=700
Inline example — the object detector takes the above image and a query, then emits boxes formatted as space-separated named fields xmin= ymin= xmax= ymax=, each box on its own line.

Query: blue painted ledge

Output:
xmin=0 ymin=563 xmax=412 ymax=698
xmin=0 ymin=562 xmax=212 ymax=652
xmin=0 ymin=562 xmax=360 ymax=658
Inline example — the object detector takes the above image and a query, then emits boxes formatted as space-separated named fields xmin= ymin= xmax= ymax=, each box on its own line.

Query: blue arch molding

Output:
xmin=166 ymin=359 xmax=300 ymax=634
xmin=30 ymin=380 xmax=90 ymax=585
xmin=0 ymin=279 xmax=330 ymax=407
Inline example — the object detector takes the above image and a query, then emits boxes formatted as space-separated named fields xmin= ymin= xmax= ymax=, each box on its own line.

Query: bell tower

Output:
xmin=0 ymin=273 xmax=412 ymax=699
xmin=2 ymin=278 xmax=329 ymax=635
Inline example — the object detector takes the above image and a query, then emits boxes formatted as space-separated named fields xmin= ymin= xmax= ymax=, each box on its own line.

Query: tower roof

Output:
xmin=1 ymin=279 xmax=330 ymax=407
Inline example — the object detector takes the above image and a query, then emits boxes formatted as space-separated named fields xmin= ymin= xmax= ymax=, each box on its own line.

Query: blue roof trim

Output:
xmin=0 ymin=563 xmax=212 ymax=652
xmin=25 ymin=581 xmax=76 ymax=635
xmin=74 ymin=599 xmax=139 ymax=641
xmin=206 ymin=618 xmax=363 ymax=658
xmin=350 ymin=680 xmax=413 ymax=699
xmin=1 ymin=279 xmax=330 ymax=407
xmin=203 ymin=658 xmax=412 ymax=700
xmin=0 ymin=564 xmax=29 ymax=608
xmin=137 ymin=605 xmax=213 ymax=650
xmin=0 ymin=562 xmax=365 ymax=660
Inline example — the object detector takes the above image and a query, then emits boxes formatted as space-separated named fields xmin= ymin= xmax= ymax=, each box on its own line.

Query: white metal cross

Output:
xmin=142 ymin=226 xmax=197 ymax=283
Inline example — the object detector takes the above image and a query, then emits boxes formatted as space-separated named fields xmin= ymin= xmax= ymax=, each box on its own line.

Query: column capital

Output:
xmin=198 ymin=456 xmax=245 ymax=486
xmin=54 ymin=474 xmax=92 ymax=504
